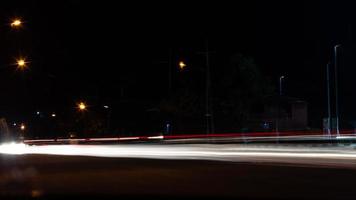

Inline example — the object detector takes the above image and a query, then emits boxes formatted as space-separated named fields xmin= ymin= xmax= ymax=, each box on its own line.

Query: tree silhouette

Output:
xmin=215 ymin=53 xmax=274 ymax=130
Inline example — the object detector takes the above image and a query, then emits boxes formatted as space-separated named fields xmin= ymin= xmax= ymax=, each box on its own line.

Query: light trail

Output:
xmin=2 ymin=142 xmax=356 ymax=169
xmin=21 ymin=130 xmax=356 ymax=145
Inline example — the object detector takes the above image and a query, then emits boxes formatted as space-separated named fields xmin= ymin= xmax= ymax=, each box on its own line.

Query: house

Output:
xmin=248 ymin=96 xmax=308 ymax=131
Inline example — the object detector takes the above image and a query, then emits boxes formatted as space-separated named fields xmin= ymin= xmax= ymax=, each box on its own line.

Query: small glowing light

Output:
xmin=78 ymin=102 xmax=87 ymax=111
xmin=20 ymin=124 xmax=25 ymax=131
xmin=13 ymin=123 xmax=17 ymax=126
xmin=103 ymin=105 xmax=109 ymax=109
xmin=179 ymin=61 xmax=186 ymax=70
xmin=16 ymin=58 xmax=28 ymax=70
xmin=11 ymin=19 xmax=22 ymax=27
xmin=18 ymin=59 xmax=25 ymax=66
xmin=51 ymin=113 xmax=56 ymax=117
xmin=36 ymin=111 xmax=40 ymax=115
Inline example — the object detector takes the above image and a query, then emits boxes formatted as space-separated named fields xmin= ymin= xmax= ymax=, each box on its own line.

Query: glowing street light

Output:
xmin=17 ymin=59 xmax=25 ymax=66
xmin=11 ymin=19 xmax=22 ymax=28
xmin=16 ymin=58 xmax=28 ymax=70
xmin=78 ymin=102 xmax=87 ymax=111
xmin=51 ymin=113 xmax=56 ymax=117
xmin=178 ymin=61 xmax=186 ymax=70
xmin=20 ymin=124 xmax=25 ymax=131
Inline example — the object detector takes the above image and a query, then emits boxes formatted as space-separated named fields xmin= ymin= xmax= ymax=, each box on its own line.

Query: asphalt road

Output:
xmin=2 ymin=143 xmax=356 ymax=199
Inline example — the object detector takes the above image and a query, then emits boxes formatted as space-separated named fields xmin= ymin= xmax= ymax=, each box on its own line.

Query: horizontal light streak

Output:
xmin=2 ymin=143 xmax=356 ymax=169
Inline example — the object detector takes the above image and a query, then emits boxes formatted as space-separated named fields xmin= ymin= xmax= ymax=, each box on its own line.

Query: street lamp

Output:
xmin=103 ymin=105 xmax=111 ymax=133
xmin=326 ymin=63 xmax=331 ymax=136
xmin=178 ymin=61 xmax=186 ymax=71
xmin=16 ymin=58 xmax=27 ymax=70
xmin=20 ymin=123 xmax=25 ymax=131
xmin=77 ymin=102 xmax=87 ymax=111
xmin=334 ymin=44 xmax=341 ymax=136
xmin=19 ymin=123 xmax=26 ymax=141
xmin=276 ymin=75 xmax=285 ymax=137
xmin=11 ymin=19 xmax=22 ymax=28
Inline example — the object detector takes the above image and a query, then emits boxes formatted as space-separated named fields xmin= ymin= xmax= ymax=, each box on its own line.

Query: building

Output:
xmin=248 ymin=96 xmax=308 ymax=131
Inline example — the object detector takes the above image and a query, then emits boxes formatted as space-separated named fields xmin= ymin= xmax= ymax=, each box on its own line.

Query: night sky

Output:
xmin=0 ymin=0 xmax=355 ymax=129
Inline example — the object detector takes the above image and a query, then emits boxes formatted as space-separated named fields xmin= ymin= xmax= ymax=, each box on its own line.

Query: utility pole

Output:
xmin=279 ymin=76 xmax=285 ymax=96
xmin=168 ymin=49 xmax=173 ymax=93
xmin=326 ymin=62 xmax=331 ymax=136
xmin=334 ymin=44 xmax=341 ymax=136
xmin=104 ymin=105 xmax=111 ymax=134
xmin=276 ymin=76 xmax=285 ymax=135
xmin=202 ymin=40 xmax=214 ymax=135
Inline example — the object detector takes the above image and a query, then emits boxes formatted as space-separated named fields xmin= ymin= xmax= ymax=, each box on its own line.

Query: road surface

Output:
xmin=1 ymin=142 xmax=356 ymax=199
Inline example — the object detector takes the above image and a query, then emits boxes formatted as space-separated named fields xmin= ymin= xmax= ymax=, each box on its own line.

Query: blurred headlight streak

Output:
xmin=0 ymin=142 xmax=27 ymax=154
xmin=2 ymin=143 xmax=356 ymax=168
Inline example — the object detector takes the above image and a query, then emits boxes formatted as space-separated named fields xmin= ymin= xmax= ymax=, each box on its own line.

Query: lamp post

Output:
xmin=20 ymin=123 xmax=26 ymax=140
xmin=103 ymin=105 xmax=111 ymax=134
xmin=326 ymin=63 xmax=331 ymax=136
xmin=76 ymin=101 xmax=87 ymax=137
xmin=276 ymin=76 xmax=285 ymax=137
xmin=279 ymin=76 xmax=285 ymax=96
xmin=202 ymin=40 xmax=214 ymax=135
xmin=334 ymin=44 xmax=341 ymax=136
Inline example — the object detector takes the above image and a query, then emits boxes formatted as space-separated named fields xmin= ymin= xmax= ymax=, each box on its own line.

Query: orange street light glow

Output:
xmin=11 ymin=19 xmax=22 ymax=27
xmin=17 ymin=59 xmax=25 ymax=66
xmin=16 ymin=58 xmax=27 ymax=70
xmin=179 ymin=61 xmax=186 ymax=70
xmin=78 ymin=102 xmax=87 ymax=111
xmin=20 ymin=124 xmax=25 ymax=131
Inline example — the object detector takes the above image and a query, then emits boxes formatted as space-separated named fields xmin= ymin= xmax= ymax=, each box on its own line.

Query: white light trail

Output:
xmin=2 ymin=143 xmax=356 ymax=169
xmin=0 ymin=142 xmax=27 ymax=155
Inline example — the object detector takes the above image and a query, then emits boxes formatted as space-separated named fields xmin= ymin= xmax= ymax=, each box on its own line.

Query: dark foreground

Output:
xmin=1 ymin=154 xmax=356 ymax=200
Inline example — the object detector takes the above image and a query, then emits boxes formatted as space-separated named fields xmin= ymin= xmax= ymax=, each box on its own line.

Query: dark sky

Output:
xmin=0 ymin=0 xmax=355 ymax=127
